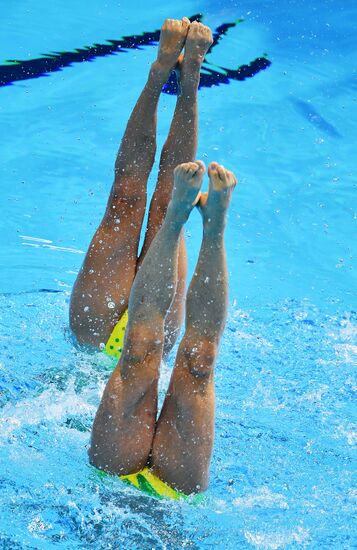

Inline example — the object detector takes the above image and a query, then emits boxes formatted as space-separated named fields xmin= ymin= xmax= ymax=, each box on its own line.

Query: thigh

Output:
xmin=89 ymin=321 xmax=163 ymax=475
xmin=150 ymin=335 xmax=216 ymax=494
xmin=70 ymin=176 xmax=147 ymax=347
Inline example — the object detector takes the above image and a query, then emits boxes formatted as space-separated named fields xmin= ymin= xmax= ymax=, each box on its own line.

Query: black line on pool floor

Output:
xmin=0 ymin=14 xmax=271 ymax=91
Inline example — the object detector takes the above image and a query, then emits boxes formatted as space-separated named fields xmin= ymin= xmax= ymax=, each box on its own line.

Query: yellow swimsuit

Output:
xmin=104 ymin=309 xmax=128 ymax=360
xmin=102 ymin=310 xmax=199 ymax=501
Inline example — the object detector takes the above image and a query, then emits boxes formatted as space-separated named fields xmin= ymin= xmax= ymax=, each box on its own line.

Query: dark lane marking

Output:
xmin=0 ymin=14 xmax=271 ymax=90
xmin=164 ymin=58 xmax=271 ymax=94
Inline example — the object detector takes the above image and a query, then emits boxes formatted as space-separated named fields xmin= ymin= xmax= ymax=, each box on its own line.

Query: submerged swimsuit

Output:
xmin=102 ymin=311 xmax=201 ymax=502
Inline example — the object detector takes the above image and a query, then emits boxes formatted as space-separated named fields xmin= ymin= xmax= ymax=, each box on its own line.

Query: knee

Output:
xmin=115 ymin=137 xmax=156 ymax=173
xmin=106 ymin=186 xmax=146 ymax=214
xmin=182 ymin=337 xmax=217 ymax=379
xmin=102 ymin=196 xmax=146 ymax=235
xmin=121 ymin=324 xmax=163 ymax=375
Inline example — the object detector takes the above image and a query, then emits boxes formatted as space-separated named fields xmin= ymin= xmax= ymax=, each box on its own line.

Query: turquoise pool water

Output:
xmin=1 ymin=1 xmax=356 ymax=548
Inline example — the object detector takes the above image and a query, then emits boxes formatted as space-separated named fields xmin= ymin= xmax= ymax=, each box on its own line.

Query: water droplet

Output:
xmin=108 ymin=301 xmax=115 ymax=309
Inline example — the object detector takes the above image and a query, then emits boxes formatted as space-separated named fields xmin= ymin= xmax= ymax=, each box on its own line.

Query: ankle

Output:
xmin=150 ymin=61 xmax=171 ymax=83
xmin=180 ymin=81 xmax=199 ymax=99
xmin=203 ymin=216 xmax=226 ymax=240
xmin=180 ymin=62 xmax=201 ymax=94
xmin=166 ymin=203 xmax=189 ymax=229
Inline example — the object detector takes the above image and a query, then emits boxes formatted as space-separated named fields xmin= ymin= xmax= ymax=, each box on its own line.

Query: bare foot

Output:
xmin=198 ymin=162 xmax=237 ymax=230
xmin=179 ymin=22 xmax=213 ymax=90
xmin=169 ymin=161 xmax=206 ymax=223
xmin=156 ymin=18 xmax=190 ymax=74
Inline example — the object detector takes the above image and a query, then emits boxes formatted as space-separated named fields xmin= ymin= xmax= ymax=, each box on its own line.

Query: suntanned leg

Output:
xmin=89 ymin=161 xmax=205 ymax=474
xmin=69 ymin=18 xmax=190 ymax=347
xmin=151 ymin=162 xmax=237 ymax=494
xmin=139 ymin=23 xmax=213 ymax=355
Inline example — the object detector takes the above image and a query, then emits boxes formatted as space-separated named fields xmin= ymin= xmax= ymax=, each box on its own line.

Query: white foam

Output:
xmin=0 ymin=381 xmax=95 ymax=439
xmin=297 ymin=384 xmax=329 ymax=403
xmin=243 ymin=381 xmax=285 ymax=411
xmin=334 ymin=343 xmax=357 ymax=364
xmin=234 ymin=330 xmax=273 ymax=348
xmin=233 ymin=487 xmax=288 ymax=510
xmin=244 ymin=526 xmax=310 ymax=548
xmin=335 ymin=424 xmax=357 ymax=446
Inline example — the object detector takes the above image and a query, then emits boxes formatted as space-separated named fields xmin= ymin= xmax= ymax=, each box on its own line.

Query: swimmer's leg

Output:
xmin=69 ymin=18 xmax=190 ymax=347
xmin=151 ymin=162 xmax=237 ymax=494
xmin=89 ymin=162 xmax=205 ymax=474
xmin=139 ymin=22 xmax=213 ymax=356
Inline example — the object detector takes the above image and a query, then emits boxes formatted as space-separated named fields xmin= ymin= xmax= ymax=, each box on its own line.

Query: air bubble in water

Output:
xmin=108 ymin=302 xmax=115 ymax=309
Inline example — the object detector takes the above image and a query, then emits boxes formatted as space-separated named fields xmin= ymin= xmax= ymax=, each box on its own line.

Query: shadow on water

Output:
xmin=289 ymin=96 xmax=342 ymax=138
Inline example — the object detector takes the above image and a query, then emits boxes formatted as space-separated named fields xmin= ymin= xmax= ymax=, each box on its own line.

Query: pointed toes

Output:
xmin=208 ymin=162 xmax=237 ymax=189
xmin=174 ymin=160 xmax=205 ymax=179
xmin=185 ymin=160 xmax=206 ymax=177
xmin=185 ymin=161 xmax=200 ymax=174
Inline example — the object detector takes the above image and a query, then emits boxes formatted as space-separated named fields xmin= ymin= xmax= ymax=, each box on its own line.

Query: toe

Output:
xmin=227 ymin=170 xmax=237 ymax=186
xmin=208 ymin=163 xmax=222 ymax=190
xmin=186 ymin=162 xmax=198 ymax=173
xmin=174 ymin=163 xmax=186 ymax=175
xmin=216 ymin=164 xmax=226 ymax=181
xmin=194 ymin=160 xmax=206 ymax=175
xmin=174 ymin=161 xmax=197 ymax=175
xmin=188 ymin=21 xmax=199 ymax=34
xmin=181 ymin=17 xmax=190 ymax=35
xmin=208 ymin=161 xmax=219 ymax=175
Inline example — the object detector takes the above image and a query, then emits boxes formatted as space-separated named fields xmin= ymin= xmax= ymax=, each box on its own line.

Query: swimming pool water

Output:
xmin=1 ymin=1 xmax=356 ymax=548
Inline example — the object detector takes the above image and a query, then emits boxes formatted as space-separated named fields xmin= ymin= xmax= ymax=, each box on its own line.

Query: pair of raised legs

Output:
xmin=70 ymin=18 xmax=212 ymax=355
xmin=89 ymin=160 xmax=236 ymax=494
xmin=69 ymin=18 xmax=237 ymax=493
